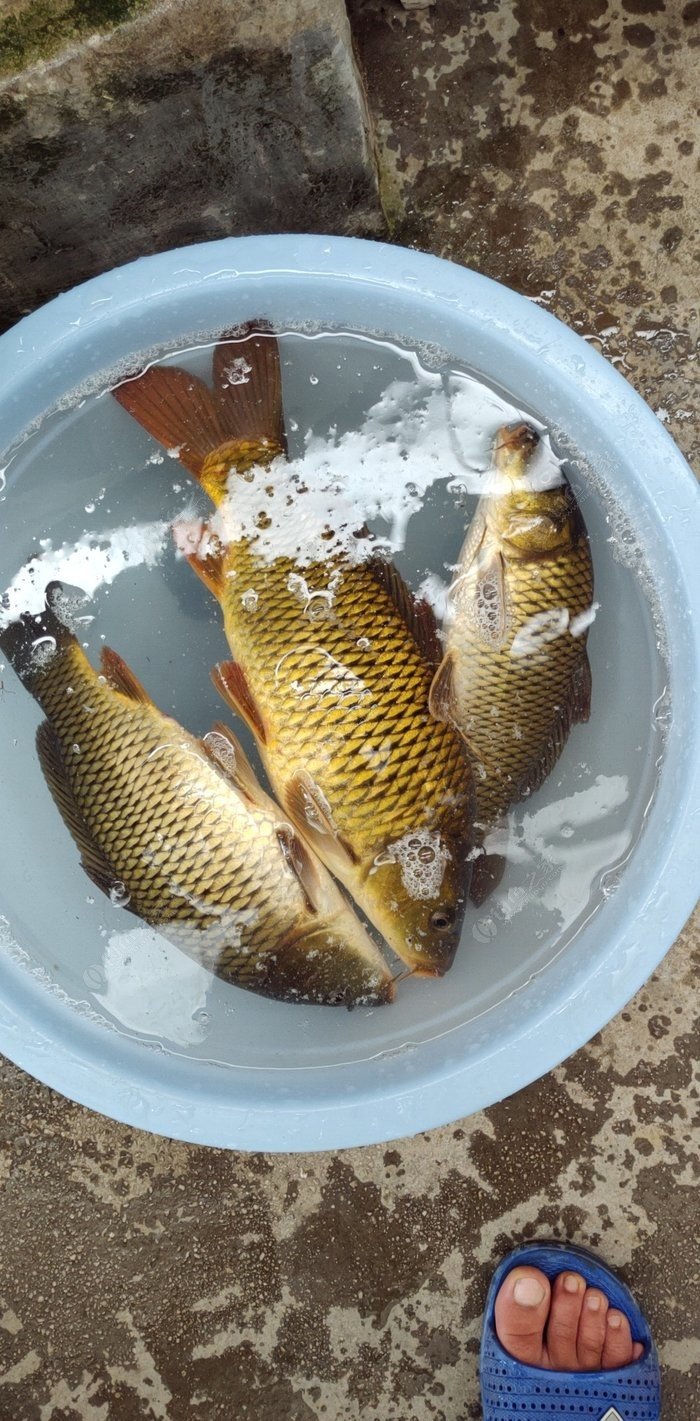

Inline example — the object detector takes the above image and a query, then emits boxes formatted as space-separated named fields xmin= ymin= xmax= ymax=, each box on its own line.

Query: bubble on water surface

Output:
xmin=221 ymin=356 xmax=252 ymax=386
xmin=379 ymin=828 xmax=451 ymax=901
xmin=109 ymin=881 xmax=131 ymax=909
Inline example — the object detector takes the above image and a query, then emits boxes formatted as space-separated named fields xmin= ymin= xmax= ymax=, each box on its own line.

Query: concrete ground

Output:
xmin=1 ymin=1 xmax=699 ymax=1417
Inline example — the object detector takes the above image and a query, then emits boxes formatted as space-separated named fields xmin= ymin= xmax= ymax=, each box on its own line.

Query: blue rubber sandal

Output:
xmin=480 ymin=1241 xmax=661 ymax=1420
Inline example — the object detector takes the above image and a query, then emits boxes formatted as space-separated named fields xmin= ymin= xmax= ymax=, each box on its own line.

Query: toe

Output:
xmin=632 ymin=1342 xmax=644 ymax=1362
xmin=494 ymin=1266 xmax=551 ymax=1367
xmin=601 ymin=1309 xmax=635 ymax=1369
xmin=545 ymin=1272 xmax=587 ymax=1371
xmin=576 ymin=1288 xmax=609 ymax=1370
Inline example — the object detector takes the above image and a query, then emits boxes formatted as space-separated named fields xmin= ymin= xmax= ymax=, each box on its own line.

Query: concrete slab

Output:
xmin=0 ymin=0 xmax=384 ymax=330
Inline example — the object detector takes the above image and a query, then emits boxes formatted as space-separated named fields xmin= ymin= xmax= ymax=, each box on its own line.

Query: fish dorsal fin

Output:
xmin=370 ymin=557 xmax=442 ymax=667
xmin=36 ymin=721 xmax=125 ymax=899
xmin=517 ymin=716 xmax=568 ymax=802
xmin=570 ymin=652 xmax=592 ymax=725
xmin=173 ymin=518 xmax=227 ymax=600
xmin=516 ymin=653 xmax=592 ymax=802
xmin=201 ymin=722 xmax=264 ymax=804
xmin=113 ymin=365 xmax=229 ymax=478
xmin=100 ymin=648 xmax=153 ymax=705
xmin=213 ymin=322 xmax=287 ymax=455
xmin=275 ymin=824 xmax=320 ymax=915
xmin=429 ymin=651 xmax=457 ymax=725
xmin=211 ymin=661 xmax=268 ymax=745
xmin=429 ymin=654 xmax=481 ymax=761
xmin=285 ymin=769 xmax=359 ymax=870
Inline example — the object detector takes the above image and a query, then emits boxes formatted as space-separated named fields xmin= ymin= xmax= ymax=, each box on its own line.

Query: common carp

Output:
xmin=0 ymin=584 xmax=393 ymax=1006
xmin=114 ymin=327 xmax=474 ymax=975
xmin=430 ymin=422 xmax=594 ymax=905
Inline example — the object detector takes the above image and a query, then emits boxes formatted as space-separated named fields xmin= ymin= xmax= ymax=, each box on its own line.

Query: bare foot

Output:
xmin=494 ymin=1267 xmax=645 ymax=1371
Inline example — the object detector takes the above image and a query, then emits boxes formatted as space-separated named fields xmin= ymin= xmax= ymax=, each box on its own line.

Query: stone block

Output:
xmin=0 ymin=0 xmax=385 ymax=329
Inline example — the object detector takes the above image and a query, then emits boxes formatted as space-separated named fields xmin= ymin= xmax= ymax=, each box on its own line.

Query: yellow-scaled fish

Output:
xmin=430 ymin=423 xmax=594 ymax=905
xmin=0 ymin=583 xmax=393 ymax=1006
xmin=113 ymin=328 xmax=474 ymax=975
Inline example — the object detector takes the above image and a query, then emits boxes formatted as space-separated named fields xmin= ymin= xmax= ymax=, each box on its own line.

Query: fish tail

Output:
xmin=212 ymin=322 xmax=287 ymax=455
xmin=113 ymin=321 xmax=286 ymax=505
xmin=0 ymin=581 xmax=77 ymax=698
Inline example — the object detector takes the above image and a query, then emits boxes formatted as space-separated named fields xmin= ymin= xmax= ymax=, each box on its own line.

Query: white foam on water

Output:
xmin=482 ymin=774 xmax=633 ymax=941
xmin=0 ymin=521 xmax=170 ymax=628
xmin=377 ymin=828 xmax=451 ymax=902
xmin=208 ymin=375 xmax=564 ymax=571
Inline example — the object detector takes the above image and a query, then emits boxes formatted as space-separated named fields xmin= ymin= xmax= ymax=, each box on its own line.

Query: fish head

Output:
xmin=364 ymin=824 xmax=470 ymax=976
xmin=490 ymin=423 xmax=579 ymax=559
xmin=274 ymin=897 xmax=395 ymax=1007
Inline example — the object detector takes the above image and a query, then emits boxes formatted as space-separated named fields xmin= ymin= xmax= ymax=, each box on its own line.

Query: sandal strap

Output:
xmin=479 ymin=1242 xmax=661 ymax=1421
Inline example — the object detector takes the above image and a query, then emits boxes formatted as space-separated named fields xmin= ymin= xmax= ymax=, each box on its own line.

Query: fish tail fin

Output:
xmin=112 ymin=364 xmax=229 ymax=486
xmin=113 ymin=321 xmax=286 ymax=505
xmin=0 ymin=581 xmax=78 ymax=696
xmin=213 ymin=322 xmax=287 ymax=455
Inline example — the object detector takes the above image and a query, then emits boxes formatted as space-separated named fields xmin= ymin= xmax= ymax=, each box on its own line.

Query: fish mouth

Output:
xmin=397 ymin=937 xmax=459 ymax=978
xmin=494 ymin=422 xmax=540 ymax=456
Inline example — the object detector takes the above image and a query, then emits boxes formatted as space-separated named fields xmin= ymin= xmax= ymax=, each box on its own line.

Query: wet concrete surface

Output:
xmin=0 ymin=0 xmax=383 ymax=330
xmin=1 ymin=0 xmax=699 ymax=1416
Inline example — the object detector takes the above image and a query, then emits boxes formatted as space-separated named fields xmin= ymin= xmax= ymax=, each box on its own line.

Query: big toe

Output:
xmin=494 ymin=1266 xmax=551 ymax=1367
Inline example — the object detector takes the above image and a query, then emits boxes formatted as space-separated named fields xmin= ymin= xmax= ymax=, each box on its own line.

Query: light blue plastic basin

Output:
xmin=0 ymin=235 xmax=698 ymax=1151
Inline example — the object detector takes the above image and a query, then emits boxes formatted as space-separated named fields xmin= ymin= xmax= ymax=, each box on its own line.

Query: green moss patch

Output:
xmin=0 ymin=0 xmax=152 ymax=78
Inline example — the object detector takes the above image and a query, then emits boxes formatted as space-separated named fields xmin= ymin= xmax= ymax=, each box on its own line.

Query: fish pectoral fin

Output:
xmin=100 ymin=648 xmax=153 ymax=705
xmin=211 ymin=661 xmax=267 ymax=745
xmin=182 ymin=529 xmax=227 ymax=601
xmin=428 ymin=652 xmax=457 ymax=725
xmin=36 ymin=721 xmax=123 ymax=899
xmin=201 ymin=721 xmax=266 ymax=804
xmin=275 ymin=824 xmax=320 ymax=915
xmin=454 ymin=509 xmax=487 ymax=577
xmin=571 ymin=652 xmax=592 ymax=724
xmin=369 ymin=557 xmax=442 ymax=667
xmin=285 ymin=770 xmax=359 ymax=871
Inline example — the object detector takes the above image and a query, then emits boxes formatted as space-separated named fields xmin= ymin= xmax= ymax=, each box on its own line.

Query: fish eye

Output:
xmin=430 ymin=908 xmax=454 ymax=933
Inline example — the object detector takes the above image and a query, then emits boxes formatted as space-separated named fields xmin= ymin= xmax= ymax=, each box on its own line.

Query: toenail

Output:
xmin=608 ymin=1312 xmax=622 ymax=1329
xmin=586 ymin=1293 xmax=602 ymax=1311
xmin=563 ymin=1274 xmax=581 ymax=1294
xmin=513 ymin=1276 xmax=546 ymax=1308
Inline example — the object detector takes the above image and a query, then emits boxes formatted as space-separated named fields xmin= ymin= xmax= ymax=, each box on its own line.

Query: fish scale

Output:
xmin=0 ymin=602 xmax=393 ymax=1005
xmin=431 ymin=422 xmax=594 ymax=905
xmin=451 ymin=541 xmax=594 ymax=824
xmin=113 ymin=331 xmax=475 ymax=974
xmin=220 ymin=538 xmax=473 ymax=919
